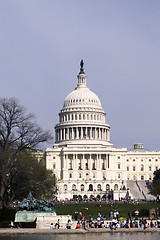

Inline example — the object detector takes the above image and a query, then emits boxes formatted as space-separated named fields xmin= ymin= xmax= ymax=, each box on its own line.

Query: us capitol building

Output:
xmin=45 ymin=61 xmax=160 ymax=201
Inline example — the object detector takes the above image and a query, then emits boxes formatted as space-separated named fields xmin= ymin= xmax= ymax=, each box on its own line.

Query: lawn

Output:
xmin=53 ymin=202 xmax=160 ymax=220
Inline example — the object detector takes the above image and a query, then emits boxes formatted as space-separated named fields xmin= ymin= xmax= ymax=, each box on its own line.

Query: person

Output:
xmin=119 ymin=216 xmax=124 ymax=228
xmin=55 ymin=219 xmax=60 ymax=229
xmin=74 ymin=211 xmax=78 ymax=221
xmin=128 ymin=211 xmax=132 ymax=220
xmin=110 ymin=210 xmax=113 ymax=221
xmin=76 ymin=220 xmax=80 ymax=229
xmin=66 ymin=220 xmax=72 ymax=229
xmin=50 ymin=223 xmax=54 ymax=229
xmin=112 ymin=218 xmax=117 ymax=230
xmin=9 ymin=221 xmax=15 ymax=229
xmin=135 ymin=209 xmax=139 ymax=220
xmin=109 ymin=222 xmax=113 ymax=230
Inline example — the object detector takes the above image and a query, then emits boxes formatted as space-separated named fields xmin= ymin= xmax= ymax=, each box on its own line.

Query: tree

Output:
xmin=150 ymin=169 xmax=160 ymax=200
xmin=0 ymin=98 xmax=54 ymax=207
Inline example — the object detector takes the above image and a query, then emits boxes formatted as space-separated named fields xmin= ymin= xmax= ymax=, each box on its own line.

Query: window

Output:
xmin=89 ymin=184 xmax=93 ymax=191
xmin=118 ymin=163 xmax=120 ymax=169
xmin=141 ymin=159 xmax=143 ymax=162
xmin=106 ymin=184 xmax=110 ymax=191
xmin=133 ymin=166 xmax=136 ymax=171
xmin=155 ymin=159 xmax=158 ymax=162
xmin=141 ymin=175 xmax=144 ymax=180
xmin=114 ymin=184 xmax=118 ymax=190
xmin=141 ymin=164 xmax=144 ymax=171
xmin=93 ymin=173 xmax=95 ymax=178
xmin=127 ymin=166 xmax=129 ymax=171
xmin=69 ymin=173 xmax=72 ymax=178
xmin=97 ymin=184 xmax=101 ymax=191
xmin=155 ymin=166 xmax=158 ymax=171
xmin=81 ymin=184 xmax=84 ymax=191
xmin=126 ymin=159 xmax=129 ymax=162
xmin=72 ymin=184 xmax=76 ymax=191
xmin=149 ymin=166 xmax=152 ymax=171
xmin=53 ymin=156 xmax=55 ymax=159
xmin=133 ymin=159 xmax=135 ymax=162
xmin=117 ymin=156 xmax=120 ymax=159
xmin=118 ymin=173 xmax=121 ymax=179
xmin=64 ymin=184 xmax=67 ymax=191
xmin=103 ymin=173 xmax=106 ymax=180
xmin=53 ymin=163 xmax=56 ymax=169
xmin=79 ymin=173 xmax=81 ymax=178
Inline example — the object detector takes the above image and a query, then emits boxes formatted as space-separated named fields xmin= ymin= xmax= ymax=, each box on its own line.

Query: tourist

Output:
xmin=66 ymin=220 xmax=72 ymax=229
xmin=112 ymin=218 xmax=117 ymax=230
xmin=109 ymin=222 xmax=113 ymax=230
xmin=9 ymin=220 xmax=15 ymax=229
xmin=128 ymin=211 xmax=132 ymax=221
xmin=55 ymin=219 xmax=60 ymax=229
xmin=150 ymin=220 xmax=154 ymax=228
xmin=76 ymin=220 xmax=80 ymax=229
xmin=135 ymin=209 xmax=139 ymax=220
xmin=157 ymin=219 xmax=160 ymax=228
xmin=110 ymin=210 xmax=113 ymax=220
xmin=106 ymin=222 xmax=109 ymax=228
xmin=50 ymin=223 xmax=54 ymax=229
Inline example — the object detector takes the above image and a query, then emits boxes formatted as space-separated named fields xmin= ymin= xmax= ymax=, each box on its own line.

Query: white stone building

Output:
xmin=45 ymin=61 xmax=160 ymax=201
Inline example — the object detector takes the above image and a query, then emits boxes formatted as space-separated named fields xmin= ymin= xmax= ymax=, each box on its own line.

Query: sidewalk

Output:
xmin=0 ymin=228 xmax=160 ymax=235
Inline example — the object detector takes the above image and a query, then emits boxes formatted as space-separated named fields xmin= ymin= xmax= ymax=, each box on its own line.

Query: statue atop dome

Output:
xmin=79 ymin=60 xmax=85 ymax=74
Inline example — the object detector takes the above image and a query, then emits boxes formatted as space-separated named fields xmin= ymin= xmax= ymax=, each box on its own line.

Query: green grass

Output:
xmin=53 ymin=202 xmax=160 ymax=220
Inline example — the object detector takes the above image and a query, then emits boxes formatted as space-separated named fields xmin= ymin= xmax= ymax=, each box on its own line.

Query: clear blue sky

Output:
xmin=1 ymin=0 xmax=160 ymax=150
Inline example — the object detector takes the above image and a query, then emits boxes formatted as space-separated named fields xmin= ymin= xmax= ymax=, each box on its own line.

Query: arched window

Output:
xmin=114 ymin=184 xmax=118 ymax=191
xmin=89 ymin=184 xmax=93 ymax=191
xmin=79 ymin=114 xmax=81 ymax=120
xmin=83 ymin=114 xmax=85 ymax=120
xmin=72 ymin=184 xmax=76 ymax=191
xmin=106 ymin=184 xmax=110 ymax=191
xmin=81 ymin=184 xmax=84 ymax=191
xmin=141 ymin=164 xmax=144 ymax=171
xmin=97 ymin=184 xmax=101 ymax=191
xmin=64 ymin=184 xmax=67 ymax=191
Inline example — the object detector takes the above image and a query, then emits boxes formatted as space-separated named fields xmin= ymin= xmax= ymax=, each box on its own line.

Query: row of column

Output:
xmin=63 ymin=154 xmax=110 ymax=170
xmin=59 ymin=113 xmax=105 ymax=123
xmin=55 ymin=126 xmax=110 ymax=142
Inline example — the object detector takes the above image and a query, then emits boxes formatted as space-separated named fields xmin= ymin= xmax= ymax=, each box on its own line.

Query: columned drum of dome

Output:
xmin=55 ymin=61 xmax=112 ymax=147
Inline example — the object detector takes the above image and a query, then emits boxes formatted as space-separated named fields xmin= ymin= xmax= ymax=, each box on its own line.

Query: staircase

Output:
xmin=137 ymin=181 xmax=156 ymax=201
xmin=127 ymin=180 xmax=145 ymax=200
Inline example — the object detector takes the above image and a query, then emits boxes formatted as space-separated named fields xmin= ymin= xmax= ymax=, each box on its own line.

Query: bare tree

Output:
xmin=0 ymin=98 xmax=53 ymax=207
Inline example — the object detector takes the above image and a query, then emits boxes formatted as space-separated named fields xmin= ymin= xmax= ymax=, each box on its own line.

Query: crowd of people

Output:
xmin=74 ymin=213 xmax=160 ymax=230
xmin=71 ymin=209 xmax=160 ymax=230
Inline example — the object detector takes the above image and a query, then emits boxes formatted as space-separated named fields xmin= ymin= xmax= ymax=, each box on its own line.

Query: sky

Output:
xmin=0 ymin=0 xmax=160 ymax=150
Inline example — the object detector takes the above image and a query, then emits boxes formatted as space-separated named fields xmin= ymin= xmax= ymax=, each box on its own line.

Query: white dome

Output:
xmin=63 ymin=86 xmax=102 ymax=109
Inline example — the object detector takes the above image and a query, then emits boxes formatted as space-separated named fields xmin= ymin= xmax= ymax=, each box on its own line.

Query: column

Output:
xmin=81 ymin=127 xmax=83 ymax=139
xmin=88 ymin=154 xmax=91 ymax=170
xmin=72 ymin=128 xmax=74 ymax=139
xmin=107 ymin=130 xmax=110 ymax=142
xmin=60 ymin=129 xmax=62 ymax=141
xmin=104 ymin=129 xmax=107 ymax=140
xmin=63 ymin=128 xmax=66 ymax=140
xmin=76 ymin=127 xmax=78 ymax=139
xmin=90 ymin=127 xmax=92 ymax=139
